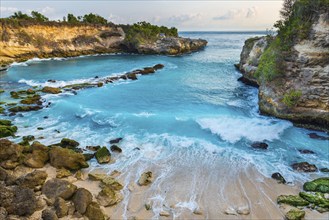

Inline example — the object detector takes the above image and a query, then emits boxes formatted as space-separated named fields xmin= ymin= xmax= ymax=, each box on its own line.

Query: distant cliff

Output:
xmin=0 ymin=21 xmax=207 ymax=66
xmin=237 ymin=0 xmax=329 ymax=131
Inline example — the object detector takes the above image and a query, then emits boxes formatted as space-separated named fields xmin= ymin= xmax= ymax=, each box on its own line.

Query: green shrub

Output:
xmin=282 ymin=90 xmax=302 ymax=107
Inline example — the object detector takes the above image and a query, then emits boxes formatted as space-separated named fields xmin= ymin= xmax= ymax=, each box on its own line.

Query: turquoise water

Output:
xmin=1 ymin=32 xmax=328 ymax=183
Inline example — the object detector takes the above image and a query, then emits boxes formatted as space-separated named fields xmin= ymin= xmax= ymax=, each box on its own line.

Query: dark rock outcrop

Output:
xmin=291 ymin=162 xmax=318 ymax=172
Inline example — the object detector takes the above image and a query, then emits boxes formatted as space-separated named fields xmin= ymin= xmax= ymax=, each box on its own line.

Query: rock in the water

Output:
xmin=60 ymin=138 xmax=79 ymax=149
xmin=9 ymin=105 xmax=42 ymax=112
xmin=250 ymin=142 xmax=268 ymax=149
xmin=285 ymin=208 xmax=305 ymax=220
xmin=97 ymin=186 xmax=123 ymax=207
xmin=72 ymin=188 xmax=92 ymax=214
xmin=303 ymin=178 xmax=329 ymax=193
xmin=299 ymin=192 xmax=329 ymax=208
xmin=138 ymin=171 xmax=153 ymax=186
xmin=49 ymin=146 xmax=89 ymax=170
xmin=54 ymin=197 xmax=68 ymax=218
xmin=0 ymin=124 xmax=17 ymax=138
xmin=0 ymin=185 xmax=37 ymax=216
xmin=110 ymin=144 xmax=122 ymax=153
xmin=85 ymin=202 xmax=105 ymax=220
xmin=42 ymin=208 xmax=58 ymax=220
xmin=42 ymin=178 xmax=77 ymax=200
xmin=86 ymin=145 xmax=100 ymax=151
xmin=320 ymin=168 xmax=329 ymax=173
xmin=291 ymin=162 xmax=318 ymax=172
xmin=109 ymin=137 xmax=123 ymax=144
xmin=42 ymin=86 xmax=61 ymax=94
xmin=271 ymin=172 xmax=286 ymax=184
xmin=298 ymin=149 xmax=315 ymax=154
xmin=95 ymin=146 xmax=111 ymax=164
xmin=83 ymin=153 xmax=94 ymax=161
xmin=56 ymin=168 xmax=72 ymax=179
xmin=153 ymin=64 xmax=164 ymax=70
xmin=308 ymin=133 xmax=329 ymax=140
xmin=24 ymin=141 xmax=49 ymax=168
xmin=15 ymin=170 xmax=48 ymax=189
xmin=101 ymin=176 xmax=123 ymax=191
xmin=277 ymin=195 xmax=309 ymax=206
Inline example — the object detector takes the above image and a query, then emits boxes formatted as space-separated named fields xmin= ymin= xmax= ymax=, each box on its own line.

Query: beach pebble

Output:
xmin=237 ymin=206 xmax=250 ymax=215
xmin=193 ymin=208 xmax=203 ymax=215
xmin=159 ymin=211 xmax=170 ymax=217
xmin=224 ymin=207 xmax=237 ymax=215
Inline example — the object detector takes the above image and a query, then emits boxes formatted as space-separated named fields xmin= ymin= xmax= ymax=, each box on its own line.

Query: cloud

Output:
xmin=167 ymin=13 xmax=202 ymax=25
xmin=41 ymin=6 xmax=55 ymax=15
xmin=213 ymin=7 xmax=258 ymax=20
xmin=0 ymin=6 xmax=18 ymax=13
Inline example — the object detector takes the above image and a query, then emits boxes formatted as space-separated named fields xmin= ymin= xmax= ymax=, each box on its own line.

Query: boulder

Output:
xmin=42 ymin=86 xmax=62 ymax=94
xmin=0 ymin=139 xmax=23 ymax=166
xmin=9 ymin=105 xmax=42 ymax=112
xmin=54 ymin=197 xmax=68 ymax=218
xmin=72 ymin=188 xmax=93 ymax=214
xmin=110 ymin=144 xmax=122 ymax=153
xmin=138 ymin=171 xmax=153 ymax=186
xmin=140 ymin=67 xmax=155 ymax=75
xmin=250 ymin=142 xmax=268 ymax=149
xmin=271 ymin=172 xmax=286 ymax=184
xmin=277 ymin=195 xmax=309 ymax=206
xmin=20 ymin=94 xmax=42 ymax=105
xmin=42 ymin=178 xmax=77 ymax=200
xmin=0 ymin=125 xmax=17 ymax=138
xmin=285 ymin=208 xmax=305 ymax=220
xmin=126 ymin=73 xmax=138 ymax=80
xmin=0 ymin=167 xmax=8 ymax=181
xmin=83 ymin=153 xmax=94 ymax=161
xmin=109 ymin=138 xmax=122 ymax=144
xmin=0 ymin=119 xmax=12 ymax=126
xmin=24 ymin=141 xmax=49 ymax=168
xmin=308 ymin=133 xmax=329 ymax=140
xmin=86 ymin=145 xmax=100 ymax=151
xmin=0 ymin=185 xmax=37 ymax=216
xmin=56 ymin=168 xmax=72 ymax=179
xmin=15 ymin=170 xmax=48 ymax=189
xmin=60 ymin=138 xmax=79 ymax=149
xmin=97 ymin=186 xmax=123 ymax=206
xmin=303 ymin=178 xmax=329 ymax=193
xmin=49 ymin=146 xmax=89 ymax=170
xmin=291 ymin=162 xmax=318 ymax=172
xmin=85 ymin=202 xmax=105 ymax=220
xmin=42 ymin=208 xmax=58 ymax=220
xmin=95 ymin=147 xmax=111 ymax=164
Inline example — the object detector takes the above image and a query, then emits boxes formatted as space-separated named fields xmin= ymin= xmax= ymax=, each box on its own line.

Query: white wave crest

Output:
xmin=197 ymin=116 xmax=292 ymax=143
xmin=133 ymin=112 xmax=156 ymax=118
xmin=18 ymin=78 xmax=98 ymax=88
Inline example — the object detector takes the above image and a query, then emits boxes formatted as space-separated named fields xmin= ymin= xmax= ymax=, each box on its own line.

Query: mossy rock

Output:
xmin=277 ymin=195 xmax=309 ymax=207
xmin=0 ymin=89 xmax=4 ymax=93
xmin=0 ymin=125 xmax=17 ymax=138
xmin=23 ymin=135 xmax=35 ymax=142
xmin=0 ymin=101 xmax=6 ymax=105
xmin=49 ymin=146 xmax=89 ymax=170
xmin=285 ymin=208 xmax=305 ymax=220
xmin=42 ymin=86 xmax=62 ymax=94
xmin=20 ymin=95 xmax=41 ymax=105
xmin=303 ymin=178 xmax=329 ymax=193
xmin=10 ymin=91 xmax=20 ymax=99
xmin=0 ymin=119 xmax=12 ymax=126
xmin=60 ymin=138 xmax=79 ymax=149
xmin=0 ymin=106 xmax=4 ymax=114
xmin=299 ymin=192 xmax=329 ymax=208
xmin=95 ymin=147 xmax=111 ymax=164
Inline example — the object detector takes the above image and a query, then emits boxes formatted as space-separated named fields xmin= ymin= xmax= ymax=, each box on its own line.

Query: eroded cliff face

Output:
xmin=0 ymin=22 xmax=207 ymax=66
xmin=238 ymin=13 xmax=329 ymax=131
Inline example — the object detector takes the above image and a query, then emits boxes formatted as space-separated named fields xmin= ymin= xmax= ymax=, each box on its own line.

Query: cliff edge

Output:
xmin=237 ymin=0 xmax=329 ymax=131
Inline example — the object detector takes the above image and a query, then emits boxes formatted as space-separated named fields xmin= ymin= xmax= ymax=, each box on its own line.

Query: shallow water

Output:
xmin=1 ymin=32 xmax=328 ymax=218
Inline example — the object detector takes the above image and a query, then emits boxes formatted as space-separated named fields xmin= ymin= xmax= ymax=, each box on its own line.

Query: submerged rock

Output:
xmin=271 ymin=172 xmax=286 ymax=184
xmin=308 ymin=133 xmax=329 ymax=140
xmin=109 ymin=137 xmax=122 ymax=144
xmin=277 ymin=195 xmax=309 ymax=206
xmin=303 ymin=178 xmax=329 ymax=193
xmin=138 ymin=171 xmax=153 ymax=186
xmin=285 ymin=208 xmax=305 ymax=220
xmin=95 ymin=146 xmax=111 ymax=164
xmin=298 ymin=149 xmax=315 ymax=154
xmin=250 ymin=142 xmax=268 ymax=149
xmin=153 ymin=64 xmax=164 ymax=70
xmin=42 ymin=86 xmax=62 ymax=94
xmin=291 ymin=162 xmax=318 ymax=172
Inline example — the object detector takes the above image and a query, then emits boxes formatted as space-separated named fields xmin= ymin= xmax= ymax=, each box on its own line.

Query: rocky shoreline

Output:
xmin=236 ymin=12 xmax=329 ymax=132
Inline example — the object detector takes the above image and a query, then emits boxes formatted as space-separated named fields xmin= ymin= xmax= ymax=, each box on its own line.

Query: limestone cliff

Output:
xmin=237 ymin=12 xmax=329 ymax=131
xmin=0 ymin=22 xmax=207 ymax=66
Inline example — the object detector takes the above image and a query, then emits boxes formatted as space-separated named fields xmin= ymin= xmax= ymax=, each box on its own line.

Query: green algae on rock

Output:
xmin=285 ymin=208 xmax=305 ymax=220
xmin=277 ymin=195 xmax=309 ymax=207
xmin=299 ymin=192 xmax=329 ymax=208
xmin=42 ymin=86 xmax=62 ymax=94
xmin=303 ymin=178 xmax=329 ymax=193
xmin=60 ymin=138 xmax=80 ymax=149
xmin=49 ymin=146 xmax=89 ymax=170
xmin=95 ymin=147 xmax=111 ymax=164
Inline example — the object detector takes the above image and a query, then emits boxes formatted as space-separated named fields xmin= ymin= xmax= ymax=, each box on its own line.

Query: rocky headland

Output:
xmin=0 ymin=20 xmax=207 ymax=67
xmin=236 ymin=1 xmax=329 ymax=131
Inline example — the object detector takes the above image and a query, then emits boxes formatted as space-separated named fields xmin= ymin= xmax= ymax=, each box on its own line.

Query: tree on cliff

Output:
xmin=10 ymin=11 xmax=32 ymax=20
xmin=82 ymin=13 xmax=107 ymax=24
xmin=67 ymin=13 xmax=80 ymax=23
xmin=31 ymin=11 xmax=49 ymax=22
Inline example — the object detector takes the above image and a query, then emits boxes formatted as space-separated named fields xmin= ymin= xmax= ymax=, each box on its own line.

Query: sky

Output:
xmin=0 ymin=0 xmax=283 ymax=31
